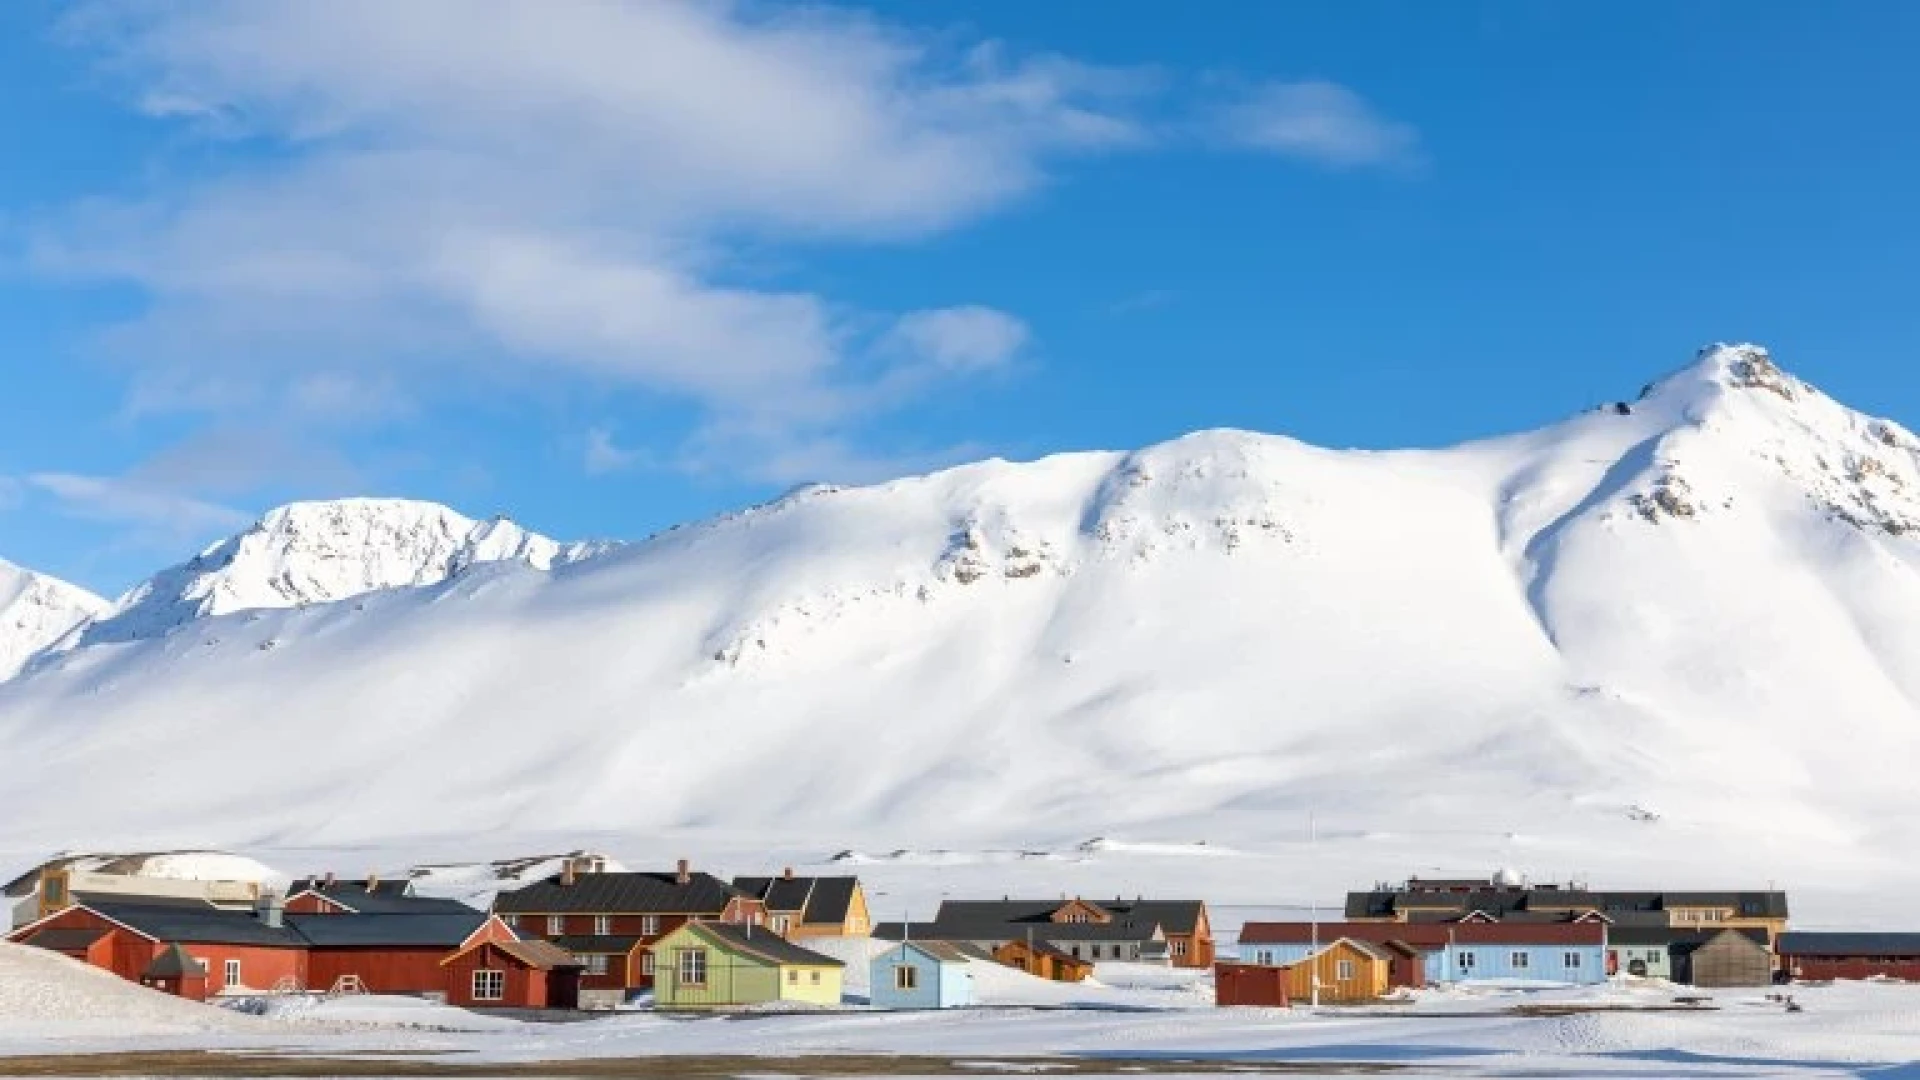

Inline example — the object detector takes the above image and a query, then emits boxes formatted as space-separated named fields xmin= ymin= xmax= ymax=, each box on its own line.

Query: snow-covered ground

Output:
xmin=6 ymin=940 xmax=1920 ymax=1076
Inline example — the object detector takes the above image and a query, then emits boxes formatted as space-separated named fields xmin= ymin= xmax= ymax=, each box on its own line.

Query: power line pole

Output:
xmin=1309 ymin=811 xmax=1319 ymax=1010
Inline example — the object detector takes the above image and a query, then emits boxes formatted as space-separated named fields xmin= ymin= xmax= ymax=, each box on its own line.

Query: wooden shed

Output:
xmin=441 ymin=939 xmax=582 ymax=1010
xmin=141 ymin=944 xmax=209 ymax=1001
xmin=994 ymin=937 xmax=1092 ymax=983
xmin=1215 ymin=939 xmax=1391 ymax=1007
xmin=1672 ymin=929 xmax=1774 ymax=988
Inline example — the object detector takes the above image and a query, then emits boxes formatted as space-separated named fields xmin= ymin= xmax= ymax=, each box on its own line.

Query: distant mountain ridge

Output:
xmin=7 ymin=344 xmax=1920 ymax=874
xmin=0 ymin=560 xmax=105 ymax=682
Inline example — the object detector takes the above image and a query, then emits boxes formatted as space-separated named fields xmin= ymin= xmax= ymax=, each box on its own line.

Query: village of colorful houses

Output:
xmin=7 ymin=854 xmax=1918 ymax=1013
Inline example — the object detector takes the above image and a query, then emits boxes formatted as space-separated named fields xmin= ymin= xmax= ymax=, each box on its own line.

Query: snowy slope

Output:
xmin=66 ymin=497 xmax=612 ymax=647
xmin=5 ymin=345 xmax=1920 ymax=897
xmin=0 ymin=559 xmax=105 ymax=681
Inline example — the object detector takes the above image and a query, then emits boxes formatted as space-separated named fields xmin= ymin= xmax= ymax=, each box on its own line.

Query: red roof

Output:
xmin=1238 ymin=921 xmax=1604 ymax=948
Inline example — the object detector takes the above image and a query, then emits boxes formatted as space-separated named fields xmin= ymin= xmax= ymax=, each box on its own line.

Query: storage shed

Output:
xmin=441 ymin=938 xmax=582 ymax=1010
xmin=994 ymin=937 xmax=1092 ymax=983
xmin=869 ymin=940 xmax=973 ymax=1009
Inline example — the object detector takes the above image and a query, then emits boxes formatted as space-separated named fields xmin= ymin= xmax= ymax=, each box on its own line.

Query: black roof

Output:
xmin=284 ymin=912 xmax=487 ymax=949
xmin=493 ymin=871 xmax=744 ymax=915
xmin=22 ymin=927 xmax=108 ymax=952
xmin=144 ymin=944 xmax=206 ymax=980
xmin=925 ymin=899 xmax=1205 ymax=936
xmin=1346 ymin=887 xmax=1789 ymax=921
xmin=873 ymin=919 xmax=1165 ymax=945
xmin=732 ymin=875 xmax=860 ymax=926
xmin=692 ymin=922 xmax=844 ymax=967
xmin=553 ymin=934 xmax=644 ymax=955
xmin=286 ymin=879 xmax=478 ymax=916
xmin=1608 ymin=927 xmax=1770 ymax=949
xmin=1779 ymin=932 xmax=1920 ymax=958
xmin=88 ymin=899 xmax=306 ymax=948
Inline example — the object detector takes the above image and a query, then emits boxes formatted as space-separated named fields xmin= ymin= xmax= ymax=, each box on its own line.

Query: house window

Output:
xmin=1564 ymin=952 xmax=1582 ymax=968
xmin=1457 ymin=951 xmax=1476 ymax=970
xmin=1171 ymin=939 xmax=1188 ymax=958
xmin=1255 ymin=950 xmax=1275 ymax=965
xmin=894 ymin=965 xmax=918 ymax=991
xmin=678 ymin=949 xmax=707 ymax=986
xmin=1511 ymin=952 xmax=1529 ymax=969
xmin=810 ymin=970 xmax=820 ymax=984
xmin=641 ymin=952 xmax=655 ymax=976
xmin=224 ymin=959 xmax=242 ymax=988
xmin=787 ymin=969 xmax=798 ymax=984
xmin=1067 ymin=912 xmax=1089 ymax=923
xmin=1335 ymin=959 xmax=1355 ymax=980
xmin=502 ymin=914 xmax=519 ymax=930
xmin=43 ymin=878 xmax=65 ymax=905
xmin=472 ymin=970 xmax=505 ymax=1001
xmin=772 ymin=916 xmax=790 ymax=934
xmin=594 ymin=916 xmax=612 ymax=936
xmin=583 ymin=954 xmax=608 ymax=975
xmin=547 ymin=915 xmax=564 ymax=935
xmin=642 ymin=916 xmax=660 ymax=935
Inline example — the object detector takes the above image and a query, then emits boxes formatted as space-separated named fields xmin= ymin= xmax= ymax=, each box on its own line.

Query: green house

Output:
xmin=652 ymin=920 xmax=845 ymax=1009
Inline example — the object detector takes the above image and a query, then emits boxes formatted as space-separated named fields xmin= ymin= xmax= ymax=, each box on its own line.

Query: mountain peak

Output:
xmin=0 ymin=559 xmax=107 ymax=681
xmin=69 ymin=497 xmax=608 ymax=647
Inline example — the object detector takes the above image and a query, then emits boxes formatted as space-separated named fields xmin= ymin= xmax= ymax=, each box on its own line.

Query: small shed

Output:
xmin=441 ymin=939 xmax=582 ymax=1010
xmin=141 ymin=944 xmax=209 ymax=1001
xmin=1215 ymin=939 xmax=1390 ymax=1007
xmin=1673 ymin=929 xmax=1774 ymax=988
xmin=652 ymin=921 xmax=844 ymax=1010
xmin=870 ymin=940 xmax=973 ymax=1009
xmin=994 ymin=938 xmax=1092 ymax=983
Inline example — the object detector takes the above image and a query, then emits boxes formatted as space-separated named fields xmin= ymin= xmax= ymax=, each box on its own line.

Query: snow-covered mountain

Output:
xmin=67 ymin=498 xmax=611 ymax=647
xmin=0 ymin=561 xmax=105 ymax=682
xmin=6 ymin=345 xmax=1920 ymax=893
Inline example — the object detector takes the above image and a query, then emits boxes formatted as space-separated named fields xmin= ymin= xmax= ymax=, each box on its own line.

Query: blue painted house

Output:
xmin=1238 ymin=921 xmax=1607 ymax=987
xmin=869 ymin=940 xmax=974 ymax=1009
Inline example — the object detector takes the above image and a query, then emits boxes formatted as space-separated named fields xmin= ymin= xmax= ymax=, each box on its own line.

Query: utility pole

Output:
xmin=1309 ymin=812 xmax=1319 ymax=1010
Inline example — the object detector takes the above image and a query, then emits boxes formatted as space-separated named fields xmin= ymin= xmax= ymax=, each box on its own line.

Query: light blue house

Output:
xmin=1237 ymin=922 xmax=1608 ymax=987
xmin=1442 ymin=940 xmax=1606 ymax=984
xmin=869 ymin=941 xmax=974 ymax=1009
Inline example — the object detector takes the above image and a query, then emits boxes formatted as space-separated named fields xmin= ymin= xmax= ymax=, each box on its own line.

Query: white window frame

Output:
xmin=224 ymin=958 xmax=242 ymax=988
xmin=583 ymin=954 xmax=608 ymax=975
xmin=1564 ymin=951 xmax=1582 ymax=968
xmin=1335 ymin=959 xmax=1355 ymax=980
xmin=678 ymin=949 xmax=707 ymax=986
xmin=642 ymin=915 xmax=661 ymax=936
xmin=1171 ymin=939 xmax=1188 ymax=957
xmin=502 ymin=914 xmax=519 ymax=930
xmin=1255 ymin=949 xmax=1275 ymax=966
xmin=547 ymin=915 xmax=564 ymax=935
xmin=593 ymin=915 xmax=612 ymax=936
xmin=1457 ymin=950 xmax=1476 ymax=970
xmin=641 ymin=952 xmax=655 ymax=976
xmin=472 ymin=969 xmax=505 ymax=1001
xmin=894 ymin=964 xmax=918 ymax=991
xmin=1511 ymin=951 xmax=1530 ymax=969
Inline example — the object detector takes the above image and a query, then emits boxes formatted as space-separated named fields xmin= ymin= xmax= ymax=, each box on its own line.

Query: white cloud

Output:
xmin=885 ymin=306 xmax=1030 ymax=373
xmin=33 ymin=0 xmax=1152 ymax=452
xmin=583 ymin=426 xmax=643 ymax=475
xmin=1219 ymin=80 xmax=1419 ymax=169
xmin=26 ymin=472 xmax=249 ymax=538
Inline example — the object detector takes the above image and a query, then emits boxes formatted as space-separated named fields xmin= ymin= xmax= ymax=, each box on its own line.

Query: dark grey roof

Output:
xmin=879 ymin=940 xmax=973 ymax=965
xmin=1346 ymin=888 xmax=1789 ymax=921
xmin=493 ymin=871 xmax=744 ymax=915
xmin=87 ymin=899 xmax=306 ymax=948
xmin=1779 ymin=932 xmax=1920 ymax=957
xmin=693 ymin=922 xmax=844 ymax=967
xmin=919 ymin=898 xmax=1203 ymax=938
xmin=22 ymin=927 xmax=108 ymax=952
xmin=553 ymin=935 xmax=644 ymax=955
xmin=144 ymin=944 xmax=206 ymax=980
xmin=1609 ymin=927 xmax=1770 ymax=950
xmin=284 ymin=912 xmax=486 ymax=948
xmin=873 ymin=920 xmax=1163 ymax=944
xmin=732 ymin=875 xmax=860 ymax=926
xmin=286 ymin=879 xmax=478 ymax=916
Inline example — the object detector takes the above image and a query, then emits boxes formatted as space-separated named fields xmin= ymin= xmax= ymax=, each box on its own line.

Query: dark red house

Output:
xmin=1779 ymin=933 xmax=1920 ymax=982
xmin=490 ymin=860 xmax=765 ymax=1007
xmin=292 ymin=912 xmax=515 ymax=995
xmin=442 ymin=938 xmax=582 ymax=1009
xmin=8 ymin=896 xmax=308 ymax=996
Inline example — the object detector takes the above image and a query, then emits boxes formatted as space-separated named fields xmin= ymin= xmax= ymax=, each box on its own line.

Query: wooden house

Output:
xmin=1346 ymin=879 xmax=1789 ymax=943
xmin=293 ymin=912 xmax=515 ymax=996
xmin=441 ymin=938 xmax=582 ymax=1009
xmin=1215 ymin=939 xmax=1391 ymax=1007
xmin=1778 ymin=933 xmax=1920 ymax=982
xmin=731 ymin=870 xmax=872 ymax=938
xmin=869 ymin=940 xmax=973 ymax=1009
xmin=993 ymin=937 xmax=1093 ymax=983
xmin=491 ymin=860 xmax=767 ymax=1008
xmin=1607 ymin=927 xmax=1772 ymax=986
xmin=1237 ymin=920 xmax=1605 ymax=986
xmin=877 ymin=896 xmax=1213 ymax=968
xmin=651 ymin=920 xmax=844 ymax=1009
xmin=8 ymin=895 xmax=308 ymax=996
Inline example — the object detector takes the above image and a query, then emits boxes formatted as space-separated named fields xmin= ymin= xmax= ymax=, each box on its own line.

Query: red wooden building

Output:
xmin=442 ymin=938 xmax=583 ymax=1009
xmin=491 ymin=860 xmax=766 ymax=1007
xmin=8 ymin=897 xmax=309 ymax=996
xmin=292 ymin=913 xmax=515 ymax=995
xmin=1779 ymin=933 xmax=1920 ymax=982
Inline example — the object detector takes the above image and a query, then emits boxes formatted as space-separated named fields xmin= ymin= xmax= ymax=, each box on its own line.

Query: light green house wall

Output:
xmin=652 ymin=922 xmax=843 ymax=1009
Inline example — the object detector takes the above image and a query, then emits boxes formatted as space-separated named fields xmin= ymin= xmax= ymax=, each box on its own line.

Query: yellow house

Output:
xmin=730 ymin=872 xmax=872 ymax=938
xmin=652 ymin=921 xmax=844 ymax=1009
xmin=1280 ymin=939 xmax=1393 ymax=1005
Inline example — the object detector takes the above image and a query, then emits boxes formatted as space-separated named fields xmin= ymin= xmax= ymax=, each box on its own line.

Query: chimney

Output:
xmin=561 ymin=862 xmax=577 ymax=887
xmin=782 ymin=866 xmax=795 ymax=881
xmin=256 ymin=890 xmax=285 ymax=929
xmin=676 ymin=859 xmax=691 ymax=885
xmin=366 ymin=872 xmax=380 ymax=891
xmin=323 ymin=871 xmax=336 ymax=889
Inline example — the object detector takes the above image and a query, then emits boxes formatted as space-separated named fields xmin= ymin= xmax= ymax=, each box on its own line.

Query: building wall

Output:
xmin=183 ymin=943 xmax=308 ymax=995
xmin=1683 ymin=934 xmax=1774 ymax=988
xmin=285 ymin=894 xmax=351 ymax=915
xmin=654 ymin=940 xmax=780 ymax=1009
xmin=444 ymin=942 xmax=568 ymax=1009
xmin=1783 ymin=956 xmax=1920 ymax=982
xmin=1610 ymin=945 xmax=1674 ymax=980
xmin=306 ymin=948 xmax=448 ymax=995
xmin=870 ymin=948 xmax=943 ymax=1010
xmin=1440 ymin=944 xmax=1604 ymax=985
xmin=775 ymin=964 xmax=842 ymax=1006
xmin=1214 ymin=962 xmax=1290 ymax=1007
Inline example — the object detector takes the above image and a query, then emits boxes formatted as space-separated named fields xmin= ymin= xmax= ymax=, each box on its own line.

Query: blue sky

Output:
xmin=6 ymin=1 xmax=1920 ymax=595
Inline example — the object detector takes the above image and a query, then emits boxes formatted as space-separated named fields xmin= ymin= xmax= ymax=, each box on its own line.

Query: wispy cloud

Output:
xmin=1217 ymin=80 xmax=1420 ymax=169
xmin=884 ymin=306 xmax=1030 ymax=374
xmin=583 ymin=426 xmax=645 ymax=476
xmin=25 ymin=472 xmax=248 ymax=540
